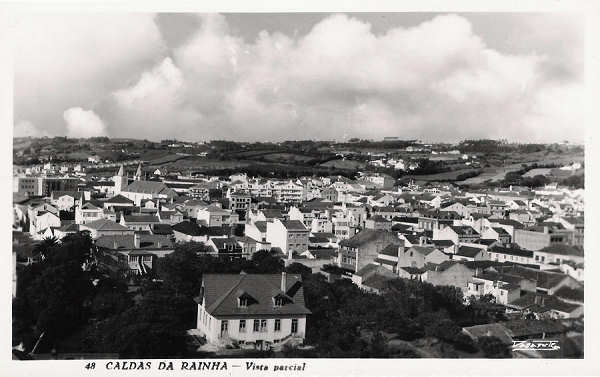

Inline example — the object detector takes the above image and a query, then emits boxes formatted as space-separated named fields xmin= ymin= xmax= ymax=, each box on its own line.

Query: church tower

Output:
xmin=134 ymin=163 xmax=143 ymax=181
xmin=113 ymin=164 xmax=128 ymax=195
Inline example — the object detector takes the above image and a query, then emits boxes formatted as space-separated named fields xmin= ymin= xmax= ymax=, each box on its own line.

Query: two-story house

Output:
xmin=194 ymin=272 xmax=311 ymax=351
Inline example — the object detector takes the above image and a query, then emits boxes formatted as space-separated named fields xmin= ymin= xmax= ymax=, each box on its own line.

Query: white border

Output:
xmin=1 ymin=1 xmax=599 ymax=376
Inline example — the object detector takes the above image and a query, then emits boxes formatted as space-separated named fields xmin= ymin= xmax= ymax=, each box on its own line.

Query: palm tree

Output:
xmin=33 ymin=236 xmax=59 ymax=260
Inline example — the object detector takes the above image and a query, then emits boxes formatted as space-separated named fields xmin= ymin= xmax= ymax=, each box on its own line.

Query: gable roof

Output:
xmin=456 ymin=246 xmax=484 ymax=258
xmin=362 ymin=273 xmax=399 ymax=291
xmin=152 ymin=223 xmax=173 ymax=235
xmin=104 ymin=194 xmax=134 ymax=204
xmin=51 ymin=191 xmax=84 ymax=200
xmin=431 ymin=239 xmax=455 ymax=247
xmin=497 ymin=265 xmax=577 ymax=290
xmin=490 ymin=245 xmax=533 ymax=258
xmin=422 ymin=260 xmax=461 ymax=272
xmin=96 ymin=234 xmax=173 ymax=250
xmin=201 ymin=273 xmax=311 ymax=317
xmin=409 ymin=246 xmax=439 ymax=256
xmin=380 ymin=244 xmax=399 ymax=257
xmin=554 ymin=286 xmax=584 ymax=303
xmin=282 ymin=220 xmax=307 ymax=231
xmin=463 ymin=323 xmax=514 ymax=345
xmin=123 ymin=181 xmax=178 ymax=197
xmin=211 ymin=237 xmax=242 ymax=250
xmin=82 ymin=219 xmax=129 ymax=231
xmin=122 ymin=215 xmax=160 ymax=224
xmin=253 ymin=221 xmax=268 ymax=233
xmin=261 ymin=209 xmax=282 ymax=218
xmin=538 ymin=244 xmax=584 ymax=257
xmin=339 ymin=229 xmax=399 ymax=248
xmin=355 ymin=263 xmax=398 ymax=278
xmin=492 ymin=227 xmax=510 ymax=235
xmin=492 ymin=219 xmax=525 ymax=229
xmin=80 ymin=202 xmax=101 ymax=210
xmin=479 ymin=238 xmax=498 ymax=246
xmin=450 ymin=225 xmax=479 ymax=236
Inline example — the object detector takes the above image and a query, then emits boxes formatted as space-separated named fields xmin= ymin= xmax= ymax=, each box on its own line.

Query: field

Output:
xmin=407 ymin=168 xmax=480 ymax=183
xmin=458 ymin=152 xmax=584 ymax=185
xmin=259 ymin=153 xmax=315 ymax=164
xmin=319 ymin=159 xmax=365 ymax=170
xmin=146 ymin=154 xmax=190 ymax=166
xmin=156 ymin=157 xmax=251 ymax=172
xmin=523 ymin=168 xmax=553 ymax=177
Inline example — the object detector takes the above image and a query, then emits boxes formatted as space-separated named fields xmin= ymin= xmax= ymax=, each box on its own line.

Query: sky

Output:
xmin=12 ymin=12 xmax=584 ymax=142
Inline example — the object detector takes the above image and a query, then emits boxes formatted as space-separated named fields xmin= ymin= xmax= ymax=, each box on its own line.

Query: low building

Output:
xmin=195 ymin=273 xmax=311 ymax=350
xmin=397 ymin=245 xmax=448 ymax=269
xmin=80 ymin=219 xmax=134 ymax=239
xmin=453 ymin=246 xmax=489 ymax=262
xmin=266 ymin=220 xmax=309 ymax=258
xmin=364 ymin=215 xmax=392 ymax=231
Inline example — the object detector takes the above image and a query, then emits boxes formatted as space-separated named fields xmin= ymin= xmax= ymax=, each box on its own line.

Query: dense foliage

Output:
xmin=14 ymin=235 xmax=509 ymax=358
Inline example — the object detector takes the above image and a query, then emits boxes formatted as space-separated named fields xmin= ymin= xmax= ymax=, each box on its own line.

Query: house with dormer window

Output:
xmin=194 ymin=272 xmax=311 ymax=351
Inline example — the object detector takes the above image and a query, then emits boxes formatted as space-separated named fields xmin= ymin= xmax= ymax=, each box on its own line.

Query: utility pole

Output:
xmin=30 ymin=331 xmax=45 ymax=355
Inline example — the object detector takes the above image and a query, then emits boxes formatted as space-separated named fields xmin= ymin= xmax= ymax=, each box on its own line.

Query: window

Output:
xmin=274 ymin=297 xmax=284 ymax=307
xmin=291 ymin=319 xmax=298 ymax=334
xmin=260 ymin=319 xmax=267 ymax=332
xmin=274 ymin=319 xmax=281 ymax=332
xmin=239 ymin=319 xmax=246 ymax=332
xmin=239 ymin=297 xmax=248 ymax=308
xmin=221 ymin=320 xmax=228 ymax=334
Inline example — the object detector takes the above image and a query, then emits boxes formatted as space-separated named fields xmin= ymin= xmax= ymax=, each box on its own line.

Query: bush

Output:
xmin=477 ymin=336 xmax=510 ymax=358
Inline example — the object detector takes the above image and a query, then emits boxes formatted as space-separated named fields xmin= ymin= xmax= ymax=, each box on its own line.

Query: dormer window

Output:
xmin=274 ymin=297 xmax=284 ymax=307
xmin=238 ymin=297 xmax=248 ymax=308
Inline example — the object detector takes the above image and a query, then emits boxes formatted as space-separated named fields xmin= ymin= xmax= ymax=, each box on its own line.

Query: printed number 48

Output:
xmin=85 ymin=362 xmax=96 ymax=370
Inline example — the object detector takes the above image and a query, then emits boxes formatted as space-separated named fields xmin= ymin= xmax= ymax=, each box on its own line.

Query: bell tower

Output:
xmin=134 ymin=163 xmax=143 ymax=181
xmin=113 ymin=164 xmax=128 ymax=195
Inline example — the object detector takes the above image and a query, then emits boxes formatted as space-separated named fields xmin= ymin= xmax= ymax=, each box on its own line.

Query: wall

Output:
xmin=424 ymin=263 xmax=474 ymax=293
xmin=513 ymin=229 xmax=550 ymax=251
xmin=197 ymin=304 xmax=306 ymax=346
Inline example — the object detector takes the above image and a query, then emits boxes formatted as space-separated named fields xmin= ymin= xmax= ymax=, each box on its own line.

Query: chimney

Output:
xmin=134 ymin=233 xmax=140 ymax=249
xmin=281 ymin=271 xmax=287 ymax=292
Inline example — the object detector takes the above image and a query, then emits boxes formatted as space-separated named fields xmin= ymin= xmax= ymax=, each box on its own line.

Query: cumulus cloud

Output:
xmin=109 ymin=57 xmax=203 ymax=140
xmin=13 ymin=13 xmax=166 ymax=136
xmin=63 ymin=108 xmax=107 ymax=138
xmin=14 ymin=13 xmax=583 ymax=142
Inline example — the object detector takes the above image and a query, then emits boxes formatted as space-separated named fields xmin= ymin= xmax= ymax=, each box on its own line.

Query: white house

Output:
xmin=266 ymin=219 xmax=309 ymax=258
xmin=194 ymin=273 xmax=310 ymax=350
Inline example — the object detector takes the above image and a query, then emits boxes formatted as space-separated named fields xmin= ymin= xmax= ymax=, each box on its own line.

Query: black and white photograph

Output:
xmin=3 ymin=1 xmax=599 ymax=375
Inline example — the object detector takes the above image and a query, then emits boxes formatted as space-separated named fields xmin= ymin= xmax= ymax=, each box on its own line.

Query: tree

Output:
xmin=478 ymin=336 xmax=511 ymax=358
xmin=89 ymin=277 xmax=133 ymax=320
xmin=32 ymin=236 xmax=59 ymax=260
xmin=248 ymin=250 xmax=284 ymax=273
xmin=286 ymin=262 xmax=312 ymax=280
xmin=155 ymin=247 xmax=205 ymax=298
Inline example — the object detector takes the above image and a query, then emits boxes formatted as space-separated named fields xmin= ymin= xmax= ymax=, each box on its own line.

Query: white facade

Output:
xmin=197 ymin=306 xmax=307 ymax=347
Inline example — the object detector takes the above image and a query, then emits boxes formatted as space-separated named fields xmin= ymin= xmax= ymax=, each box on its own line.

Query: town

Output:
xmin=12 ymin=136 xmax=584 ymax=359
